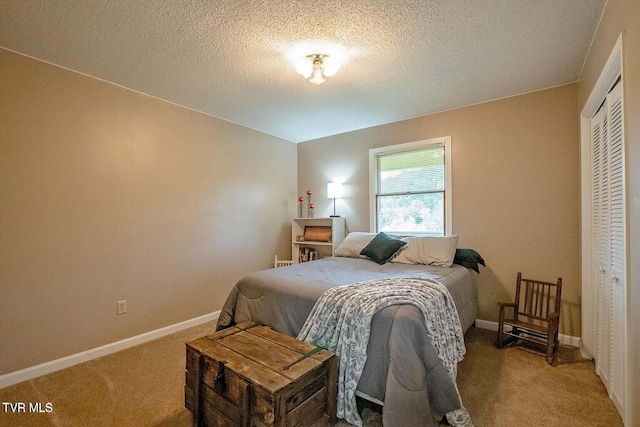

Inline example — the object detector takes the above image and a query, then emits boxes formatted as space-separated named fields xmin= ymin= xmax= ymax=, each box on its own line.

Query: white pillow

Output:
xmin=392 ymin=235 xmax=459 ymax=267
xmin=334 ymin=232 xmax=377 ymax=258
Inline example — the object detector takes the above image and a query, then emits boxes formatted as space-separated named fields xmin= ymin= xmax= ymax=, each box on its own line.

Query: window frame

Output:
xmin=369 ymin=137 xmax=452 ymax=235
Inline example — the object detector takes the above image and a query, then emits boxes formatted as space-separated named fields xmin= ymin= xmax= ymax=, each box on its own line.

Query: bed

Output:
xmin=216 ymin=247 xmax=479 ymax=426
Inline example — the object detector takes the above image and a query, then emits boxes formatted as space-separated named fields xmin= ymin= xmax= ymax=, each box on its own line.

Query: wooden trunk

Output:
xmin=185 ymin=322 xmax=338 ymax=427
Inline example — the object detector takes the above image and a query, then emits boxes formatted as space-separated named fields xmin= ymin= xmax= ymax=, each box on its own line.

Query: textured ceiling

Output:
xmin=0 ymin=0 xmax=605 ymax=143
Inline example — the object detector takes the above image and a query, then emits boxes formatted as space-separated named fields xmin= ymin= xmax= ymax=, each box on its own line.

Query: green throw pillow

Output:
xmin=453 ymin=248 xmax=485 ymax=273
xmin=360 ymin=232 xmax=407 ymax=265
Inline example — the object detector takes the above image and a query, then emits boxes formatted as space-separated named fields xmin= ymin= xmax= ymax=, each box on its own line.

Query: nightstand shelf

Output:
xmin=292 ymin=217 xmax=345 ymax=263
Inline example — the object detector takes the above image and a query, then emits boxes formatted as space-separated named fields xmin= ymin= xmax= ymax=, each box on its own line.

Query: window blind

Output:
xmin=375 ymin=145 xmax=446 ymax=235
xmin=376 ymin=146 xmax=445 ymax=196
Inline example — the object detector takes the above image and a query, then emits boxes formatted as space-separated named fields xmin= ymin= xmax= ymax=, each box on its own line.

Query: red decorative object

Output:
xmin=309 ymin=203 xmax=315 ymax=208
xmin=298 ymin=196 xmax=304 ymax=217
xmin=306 ymin=190 xmax=313 ymax=217
xmin=298 ymin=196 xmax=304 ymax=202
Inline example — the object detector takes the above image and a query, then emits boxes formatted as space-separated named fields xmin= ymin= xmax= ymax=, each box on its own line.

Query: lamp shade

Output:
xmin=327 ymin=183 xmax=343 ymax=199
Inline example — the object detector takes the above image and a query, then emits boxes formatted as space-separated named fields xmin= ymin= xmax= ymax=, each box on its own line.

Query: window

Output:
xmin=369 ymin=137 xmax=451 ymax=236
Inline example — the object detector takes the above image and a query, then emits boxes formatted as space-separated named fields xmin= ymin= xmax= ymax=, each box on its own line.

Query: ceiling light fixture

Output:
xmin=296 ymin=54 xmax=339 ymax=85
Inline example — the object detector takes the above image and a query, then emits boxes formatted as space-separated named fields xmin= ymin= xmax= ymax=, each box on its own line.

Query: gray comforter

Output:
xmin=216 ymin=257 xmax=478 ymax=427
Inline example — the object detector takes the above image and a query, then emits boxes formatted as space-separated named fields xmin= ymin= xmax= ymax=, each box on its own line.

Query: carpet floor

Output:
xmin=0 ymin=322 xmax=623 ymax=426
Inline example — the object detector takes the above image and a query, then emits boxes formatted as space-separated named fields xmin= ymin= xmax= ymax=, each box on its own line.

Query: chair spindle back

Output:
xmin=514 ymin=272 xmax=562 ymax=321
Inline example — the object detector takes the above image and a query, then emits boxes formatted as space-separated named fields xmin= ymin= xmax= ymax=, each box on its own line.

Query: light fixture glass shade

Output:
xmin=322 ymin=57 xmax=340 ymax=76
xmin=309 ymin=66 xmax=325 ymax=85
xmin=296 ymin=59 xmax=313 ymax=78
xmin=327 ymin=182 xmax=343 ymax=199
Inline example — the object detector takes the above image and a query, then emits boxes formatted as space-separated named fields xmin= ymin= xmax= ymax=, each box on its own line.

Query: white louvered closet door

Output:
xmin=591 ymin=79 xmax=626 ymax=417
xmin=591 ymin=106 xmax=610 ymax=389
xmin=607 ymin=81 xmax=625 ymax=414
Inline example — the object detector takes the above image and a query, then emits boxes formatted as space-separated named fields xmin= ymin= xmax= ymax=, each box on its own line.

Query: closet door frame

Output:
xmin=580 ymin=33 xmax=628 ymax=424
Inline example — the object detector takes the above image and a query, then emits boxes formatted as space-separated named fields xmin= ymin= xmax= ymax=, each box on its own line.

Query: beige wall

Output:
xmin=0 ymin=49 xmax=296 ymax=375
xmin=298 ymin=84 xmax=581 ymax=337
xmin=578 ymin=0 xmax=640 ymax=424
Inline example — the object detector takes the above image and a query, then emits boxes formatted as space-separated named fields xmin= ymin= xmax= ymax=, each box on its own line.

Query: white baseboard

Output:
xmin=0 ymin=311 xmax=220 ymax=389
xmin=474 ymin=319 xmax=581 ymax=348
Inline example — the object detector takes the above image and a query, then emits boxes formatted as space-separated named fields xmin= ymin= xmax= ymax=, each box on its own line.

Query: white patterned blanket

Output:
xmin=297 ymin=277 xmax=473 ymax=427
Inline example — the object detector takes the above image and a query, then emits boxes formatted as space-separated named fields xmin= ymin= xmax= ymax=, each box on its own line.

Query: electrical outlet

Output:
xmin=117 ymin=300 xmax=127 ymax=315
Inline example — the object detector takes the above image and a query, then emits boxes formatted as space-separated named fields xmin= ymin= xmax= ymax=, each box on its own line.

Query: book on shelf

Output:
xmin=298 ymin=246 xmax=318 ymax=263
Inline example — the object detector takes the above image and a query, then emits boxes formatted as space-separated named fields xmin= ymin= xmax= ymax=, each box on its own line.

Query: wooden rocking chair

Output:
xmin=496 ymin=272 xmax=563 ymax=365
